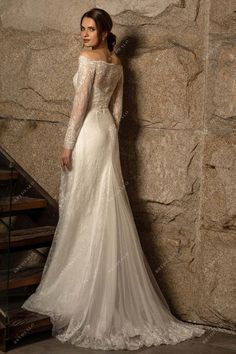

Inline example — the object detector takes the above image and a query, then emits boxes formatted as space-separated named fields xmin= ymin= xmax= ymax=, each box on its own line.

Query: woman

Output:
xmin=22 ymin=7 xmax=206 ymax=350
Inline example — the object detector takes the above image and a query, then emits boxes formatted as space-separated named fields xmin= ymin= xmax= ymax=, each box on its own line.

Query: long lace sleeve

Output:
xmin=109 ymin=68 xmax=124 ymax=129
xmin=63 ymin=56 xmax=96 ymax=150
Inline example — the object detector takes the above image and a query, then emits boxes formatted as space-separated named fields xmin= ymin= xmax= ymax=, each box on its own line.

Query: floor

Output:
xmin=2 ymin=327 xmax=236 ymax=354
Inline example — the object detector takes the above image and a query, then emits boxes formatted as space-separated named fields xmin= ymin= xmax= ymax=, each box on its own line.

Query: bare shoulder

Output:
xmin=112 ymin=53 xmax=122 ymax=65
xmin=79 ymin=50 xmax=122 ymax=66
xmin=79 ymin=50 xmax=96 ymax=60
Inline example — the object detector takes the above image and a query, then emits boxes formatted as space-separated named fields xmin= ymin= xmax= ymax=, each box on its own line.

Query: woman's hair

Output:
xmin=80 ymin=8 xmax=117 ymax=52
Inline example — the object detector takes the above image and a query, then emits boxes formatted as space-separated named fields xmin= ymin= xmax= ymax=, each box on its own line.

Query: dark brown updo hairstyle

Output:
xmin=80 ymin=8 xmax=117 ymax=52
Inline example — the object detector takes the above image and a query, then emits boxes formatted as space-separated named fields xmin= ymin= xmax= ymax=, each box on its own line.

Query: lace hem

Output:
xmin=22 ymin=301 xmax=205 ymax=351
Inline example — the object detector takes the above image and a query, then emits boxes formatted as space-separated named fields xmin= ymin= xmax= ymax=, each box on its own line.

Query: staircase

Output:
xmin=0 ymin=145 xmax=59 ymax=351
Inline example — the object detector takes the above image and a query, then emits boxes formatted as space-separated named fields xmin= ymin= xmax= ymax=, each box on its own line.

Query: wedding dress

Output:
xmin=21 ymin=55 xmax=206 ymax=350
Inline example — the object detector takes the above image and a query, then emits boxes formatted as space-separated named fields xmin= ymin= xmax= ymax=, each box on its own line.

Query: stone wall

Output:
xmin=0 ymin=0 xmax=235 ymax=330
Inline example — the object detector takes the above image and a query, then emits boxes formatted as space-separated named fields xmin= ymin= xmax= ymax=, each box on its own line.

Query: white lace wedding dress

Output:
xmin=21 ymin=55 xmax=206 ymax=350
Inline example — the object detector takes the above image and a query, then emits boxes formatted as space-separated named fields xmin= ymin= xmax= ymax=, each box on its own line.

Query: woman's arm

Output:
xmin=61 ymin=55 xmax=96 ymax=170
xmin=63 ymin=55 xmax=96 ymax=149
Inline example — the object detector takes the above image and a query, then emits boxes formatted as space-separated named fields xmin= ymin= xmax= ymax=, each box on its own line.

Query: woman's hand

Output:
xmin=60 ymin=148 xmax=73 ymax=171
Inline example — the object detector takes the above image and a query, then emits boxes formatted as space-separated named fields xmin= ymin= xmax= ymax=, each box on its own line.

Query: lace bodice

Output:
xmin=63 ymin=55 xmax=124 ymax=150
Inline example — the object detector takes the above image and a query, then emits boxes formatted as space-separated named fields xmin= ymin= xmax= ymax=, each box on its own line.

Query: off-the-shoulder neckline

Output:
xmin=79 ymin=55 xmax=122 ymax=67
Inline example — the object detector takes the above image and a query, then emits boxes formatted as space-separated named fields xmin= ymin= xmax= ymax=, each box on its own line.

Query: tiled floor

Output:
xmin=2 ymin=328 xmax=236 ymax=354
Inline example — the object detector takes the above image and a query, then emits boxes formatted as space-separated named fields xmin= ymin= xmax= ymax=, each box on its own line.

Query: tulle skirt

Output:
xmin=22 ymin=107 xmax=205 ymax=350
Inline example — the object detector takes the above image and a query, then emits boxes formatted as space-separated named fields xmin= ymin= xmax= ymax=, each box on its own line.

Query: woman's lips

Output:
xmin=84 ymin=39 xmax=90 ymax=42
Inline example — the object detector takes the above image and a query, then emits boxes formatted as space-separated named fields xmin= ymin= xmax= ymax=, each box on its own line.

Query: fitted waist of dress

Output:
xmin=88 ymin=105 xmax=110 ymax=112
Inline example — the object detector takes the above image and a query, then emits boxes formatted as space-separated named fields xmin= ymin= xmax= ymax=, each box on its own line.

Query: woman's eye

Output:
xmin=81 ymin=28 xmax=95 ymax=31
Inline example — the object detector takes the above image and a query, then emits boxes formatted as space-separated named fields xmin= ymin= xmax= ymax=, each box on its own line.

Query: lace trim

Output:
xmin=22 ymin=301 xmax=205 ymax=351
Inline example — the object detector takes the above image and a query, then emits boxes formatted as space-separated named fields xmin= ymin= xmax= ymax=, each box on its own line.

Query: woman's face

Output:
xmin=81 ymin=16 xmax=102 ymax=48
